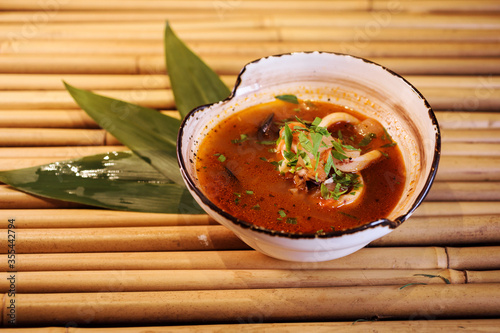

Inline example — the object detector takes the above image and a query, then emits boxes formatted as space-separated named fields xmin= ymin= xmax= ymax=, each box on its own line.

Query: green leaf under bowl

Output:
xmin=0 ymin=151 xmax=204 ymax=214
xmin=0 ymin=22 xmax=229 ymax=214
xmin=64 ymin=82 xmax=184 ymax=186
xmin=164 ymin=22 xmax=231 ymax=118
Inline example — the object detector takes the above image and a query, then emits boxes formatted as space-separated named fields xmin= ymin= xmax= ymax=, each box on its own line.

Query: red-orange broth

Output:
xmin=196 ymin=99 xmax=406 ymax=234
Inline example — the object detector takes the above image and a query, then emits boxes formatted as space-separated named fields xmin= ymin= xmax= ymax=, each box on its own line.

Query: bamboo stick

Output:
xmin=1 ymin=54 xmax=498 ymax=76
xmin=372 ymin=215 xmax=500 ymax=246
xmin=373 ymin=0 xmax=500 ymax=13
xmin=1 ymin=320 xmax=499 ymax=333
xmin=420 ymin=88 xmax=500 ymax=111
xmin=2 ymin=284 xmax=499 ymax=326
xmin=0 ymin=247 xmax=450 ymax=271
xmin=434 ymin=157 xmax=500 ymax=182
xmin=0 ymin=185 xmax=83 ymax=209
xmin=68 ymin=320 xmax=500 ymax=333
xmin=0 ymin=74 xmax=236 ymax=91
xmin=441 ymin=129 xmax=500 ymax=143
xmin=4 ymin=19 xmax=500 ymax=37
xmin=1 ymin=215 xmax=498 ymax=253
xmin=0 ymin=110 xmax=98 ymax=128
xmin=2 ymin=10 xmax=499 ymax=29
xmin=2 ymin=26 xmax=500 ymax=43
xmin=0 ymin=146 xmax=126 ymax=158
xmin=426 ymin=182 xmax=500 ymax=201
xmin=436 ymin=112 xmax=500 ymax=129
xmin=3 ymin=40 xmax=500 ymax=58
xmin=0 ymin=269 xmax=465 ymax=293
xmin=0 ymin=89 xmax=175 ymax=110
xmin=0 ymin=0 xmax=370 ymax=12
xmin=448 ymin=247 xmax=500 ymax=270
xmin=0 ymin=225 xmax=249 ymax=253
xmin=0 ymin=55 xmax=139 ymax=75
xmin=2 ymin=0 xmax=499 ymax=13
xmin=0 ymin=209 xmax=215 ymax=229
xmin=2 ymin=74 xmax=499 ymax=92
xmin=441 ymin=143 xmax=500 ymax=156
xmin=467 ymin=270 xmax=500 ymax=284
xmin=0 ymin=129 xmax=106 ymax=147
xmin=413 ymin=201 xmax=500 ymax=217
xmin=0 ymin=110 xmax=178 ymax=129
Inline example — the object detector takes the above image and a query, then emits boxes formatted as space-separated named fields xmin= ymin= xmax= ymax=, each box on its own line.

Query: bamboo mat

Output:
xmin=1 ymin=0 xmax=500 ymax=331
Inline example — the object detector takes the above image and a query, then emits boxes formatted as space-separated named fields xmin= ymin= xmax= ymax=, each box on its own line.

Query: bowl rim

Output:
xmin=177 ymin=51 xmax=441 ymax=240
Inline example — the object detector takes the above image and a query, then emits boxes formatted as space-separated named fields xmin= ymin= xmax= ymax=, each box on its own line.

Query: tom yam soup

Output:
xmin=195 ymin=95 xmax=406 ymax=235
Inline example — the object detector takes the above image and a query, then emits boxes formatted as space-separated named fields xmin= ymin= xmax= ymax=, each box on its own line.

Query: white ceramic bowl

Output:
xmin=177 ymin=52 xmax=440 ymax=262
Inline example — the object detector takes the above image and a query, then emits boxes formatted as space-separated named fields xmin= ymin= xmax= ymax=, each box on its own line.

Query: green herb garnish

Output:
xmin=358 ymin=133 xmax=376 ymax=147
xmin=231 ymin=134 xmax=248 ymax=144
xmin=399 ymin=283 xmax=427 ymax=290
xmin=275 ymin=94 xmax=299 ymax=104
xmin=339 ymin=212 xmax=359 ymax=220
xmin=286 ymin=217 xmax=297 ymax=224
xmin=258 ymin=140 xmax=276 ymax=145
xmin=413 ymin=274 xmax=451 ymax=284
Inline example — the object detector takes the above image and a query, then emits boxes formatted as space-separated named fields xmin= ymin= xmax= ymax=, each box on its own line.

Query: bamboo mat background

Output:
xmin=1 ymin=0 xmax=500 ymax=331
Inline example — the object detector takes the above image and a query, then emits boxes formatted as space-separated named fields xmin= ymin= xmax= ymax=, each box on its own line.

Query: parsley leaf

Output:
xmin=231 ymin=134 xmax=248 ymax=144
xmin=358 ymin=133 xmax=376 ymax=147
xmin=275 ymin=94 xmax=299 ymax=104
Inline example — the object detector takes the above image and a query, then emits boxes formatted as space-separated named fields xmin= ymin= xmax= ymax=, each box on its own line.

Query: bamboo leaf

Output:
xmin=64 ymin=82 xmax=184 ymax=186
xmin=0 ymin=152 xmax=204 ymax=214
xmin=164 ymin=22 xmax=231 ymax=118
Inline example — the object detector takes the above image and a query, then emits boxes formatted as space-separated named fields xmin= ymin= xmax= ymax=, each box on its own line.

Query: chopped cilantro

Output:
xmin=379 ymin=150 xmax=389 ymax=157
xmin=284 ymin=124 xmax=293 ymax=152
xmin=245 ymin=190 xmax=254 ymax=195
xmin=324 ymin=154 xmax=334 ymax=176
xmin=275 ymin=94 xmax=299 ymax=104
xmin=305 ymin=100 xmax=316 ymax=108
xmin=278 ymin=210 xmax=287 ymax=218
xmin=382 ymin=126 xmax=394 ymax=142
xmin=316 ymin=229 xmax=324 ymax=234
xmin=251 ymin=204 xmax=260 ymax=210
xmin=358 ymin=133 xmax=376 ymax=147
xmin=217 ymin=154 xmax=226 ymax=162
xmin=311 ymin=117 xmax=322 ymax=127
xmin=231 ymin=134 xmax=248 ymax=144
xmin=258 ymin=140 xmax=276 ymax=145
xmin=286 ymin=217 xmax=297 ymax=224
xmin=381 ymin=142 xmax=397 ymax=148
xmin=339 ymin=212 xmax=359 ymax=220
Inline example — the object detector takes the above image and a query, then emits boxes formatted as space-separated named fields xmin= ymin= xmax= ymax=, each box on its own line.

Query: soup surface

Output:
xmin=196 ymin=97 xmax=406 ymax=234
